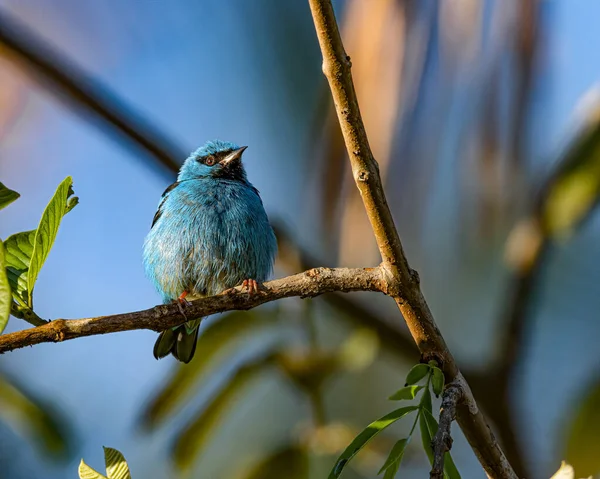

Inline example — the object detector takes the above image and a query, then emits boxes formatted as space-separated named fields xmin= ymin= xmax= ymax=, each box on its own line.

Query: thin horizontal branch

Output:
xmin=430 ymin=383 xmax=463 ymax=479
xmin=0 ymin=267 xmax=385 ymax=353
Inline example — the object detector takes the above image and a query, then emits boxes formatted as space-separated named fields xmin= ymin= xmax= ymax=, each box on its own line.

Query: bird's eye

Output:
xmin=204 ymin=156 xmax=216 ymax=166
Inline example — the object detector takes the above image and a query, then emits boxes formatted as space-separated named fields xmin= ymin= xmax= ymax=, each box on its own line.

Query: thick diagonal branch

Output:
xmin=430 ymin=383 xmax=463 ymax=479
xmin=0 ymin=267 xmax=384 ymax=353
xmin=307 ymin=1 xmax=517 ymax=477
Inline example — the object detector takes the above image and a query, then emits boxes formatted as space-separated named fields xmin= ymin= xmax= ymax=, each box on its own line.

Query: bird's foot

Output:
xmin=175 ymin=291 xmax=192 ymax=319
xmin=241 ymin=279 xmax=260 ymax=295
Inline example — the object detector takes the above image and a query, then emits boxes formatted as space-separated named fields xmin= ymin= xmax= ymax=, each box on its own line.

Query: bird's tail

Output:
xmin=153 ymin=319 xmax=200 ymax=364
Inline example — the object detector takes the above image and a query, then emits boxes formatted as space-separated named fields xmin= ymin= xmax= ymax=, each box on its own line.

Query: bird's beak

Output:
xmin=220 ymin=146 xmax=247 ymax=166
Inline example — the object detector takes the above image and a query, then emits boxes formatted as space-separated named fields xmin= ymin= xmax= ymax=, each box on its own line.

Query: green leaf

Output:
xmin=378 ymin=437 xmax=409 ymax=475
xmin=0 ymin=374 xmax=72 ymax=459
xmin=328 ymin=406 xmax=418 ymax=479
xmin=420 ymin=409 xmax=461 ymax=479
xmin=4 ymin=230 xmax=35 ymax=305
xmin=78 ymin=460 xmax=108 ymax=479
xmin=565 ymin=380 xmax=600 ymax=476
xmin=443 ymin=450 xmax=462 ymax=479
xmin=27 ymin=176 xmax=77 ymax=305
xmin=419 ymin=409 xmax=435 ymax=465
xmin=405 ymin=364 xmax=429 ymax=385
xmin=2 ymin=177 xmax=76 ymax=312
xmin=383 ymin=463 xmax=400 ymax=479
xmin=104 ymin=447 xmax=131 ymax=479
xmin=421 ymin=386 xmax=432 ymax=414
xmin=0 ymin=240 xmax=11 ymax=334
xmin=140 ymin=309 xmax=280 ymax=430
xmin=432 ymin=367 xmax=445 ymax=397
xmin=173 ymin=353 xmax=277 ymax=470
xmin=389 ymin=385 xmax=424 ymax=401
xmin=0 ymin=182 xmax=19 ymax=210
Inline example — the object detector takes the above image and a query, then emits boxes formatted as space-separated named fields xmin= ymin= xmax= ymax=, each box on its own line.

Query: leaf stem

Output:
xmin=10 ymin=302 xmax=47 ymax=326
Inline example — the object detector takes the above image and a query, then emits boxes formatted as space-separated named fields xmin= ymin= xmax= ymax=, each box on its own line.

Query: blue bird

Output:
xmin=143 ymin=140 xmax=277 ymax=363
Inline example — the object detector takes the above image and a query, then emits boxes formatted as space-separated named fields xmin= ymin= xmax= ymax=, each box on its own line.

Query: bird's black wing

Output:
xmin=151 ymin=181 xmax=180 ymax=228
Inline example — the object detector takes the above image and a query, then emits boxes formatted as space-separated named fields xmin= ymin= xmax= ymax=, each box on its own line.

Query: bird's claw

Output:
xmin=175 ymin=291 xmax=191 ymax=320
xmin=176 ymin=301 xmax=188 ymax=320
xmin=241 ymin=279 xmax=260 ymax=295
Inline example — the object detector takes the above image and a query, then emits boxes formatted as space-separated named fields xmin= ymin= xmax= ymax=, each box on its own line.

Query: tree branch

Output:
xmin=0 ymin=267 xmax=385 ymax=353
xmin=430 ymin=383 xmax=463 ymax=479
xmin=307 ymin=1 xmax=517 ymax=477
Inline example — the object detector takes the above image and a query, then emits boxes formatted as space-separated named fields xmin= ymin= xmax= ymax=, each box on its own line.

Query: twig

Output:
xmin=430 ymin=383 xmax=463 ymax=479
xmin=307 ymin=1 xmax=517 ymax=477
xmin=0 ymin=8 xmax=184 ymax=175
xmin=0 ymin=267 xmax=385 ymax=353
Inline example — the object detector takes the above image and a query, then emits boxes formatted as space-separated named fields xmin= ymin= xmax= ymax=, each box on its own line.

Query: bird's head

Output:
xmin=178 ymin=140 xmax=248 ymax=182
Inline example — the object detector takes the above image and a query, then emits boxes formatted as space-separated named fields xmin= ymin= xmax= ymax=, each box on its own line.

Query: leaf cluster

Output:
xmin=0 ymin=177 xmax=78 ymax=331
xmin=329 ymin=361 xmax=460 ymax=479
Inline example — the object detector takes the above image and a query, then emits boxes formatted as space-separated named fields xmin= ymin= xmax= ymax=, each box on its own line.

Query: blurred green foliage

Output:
xmin=242 ymin=446 xmax=309 ymax=479
xmin=141 ymin=295 xmax=382 ymax=474
xmin=0 ymin=374 xmax=72 ymax=460
xmin=542 ymin=106 xmax=600 ymax=237
xmin=564 ymin=378 xmax=600 ymax=477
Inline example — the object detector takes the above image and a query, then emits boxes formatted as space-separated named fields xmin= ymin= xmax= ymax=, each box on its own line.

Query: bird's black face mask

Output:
xmin=199 ymin=146 xmax=248 ymax=183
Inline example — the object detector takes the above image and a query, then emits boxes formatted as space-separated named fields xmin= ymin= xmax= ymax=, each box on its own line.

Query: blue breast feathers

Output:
xmin=143 ymin=177 xmax=277 ymax=303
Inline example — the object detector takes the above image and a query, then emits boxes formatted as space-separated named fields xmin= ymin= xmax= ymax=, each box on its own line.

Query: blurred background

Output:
xmin=1 ymin=0 xmax=600 ymax=478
